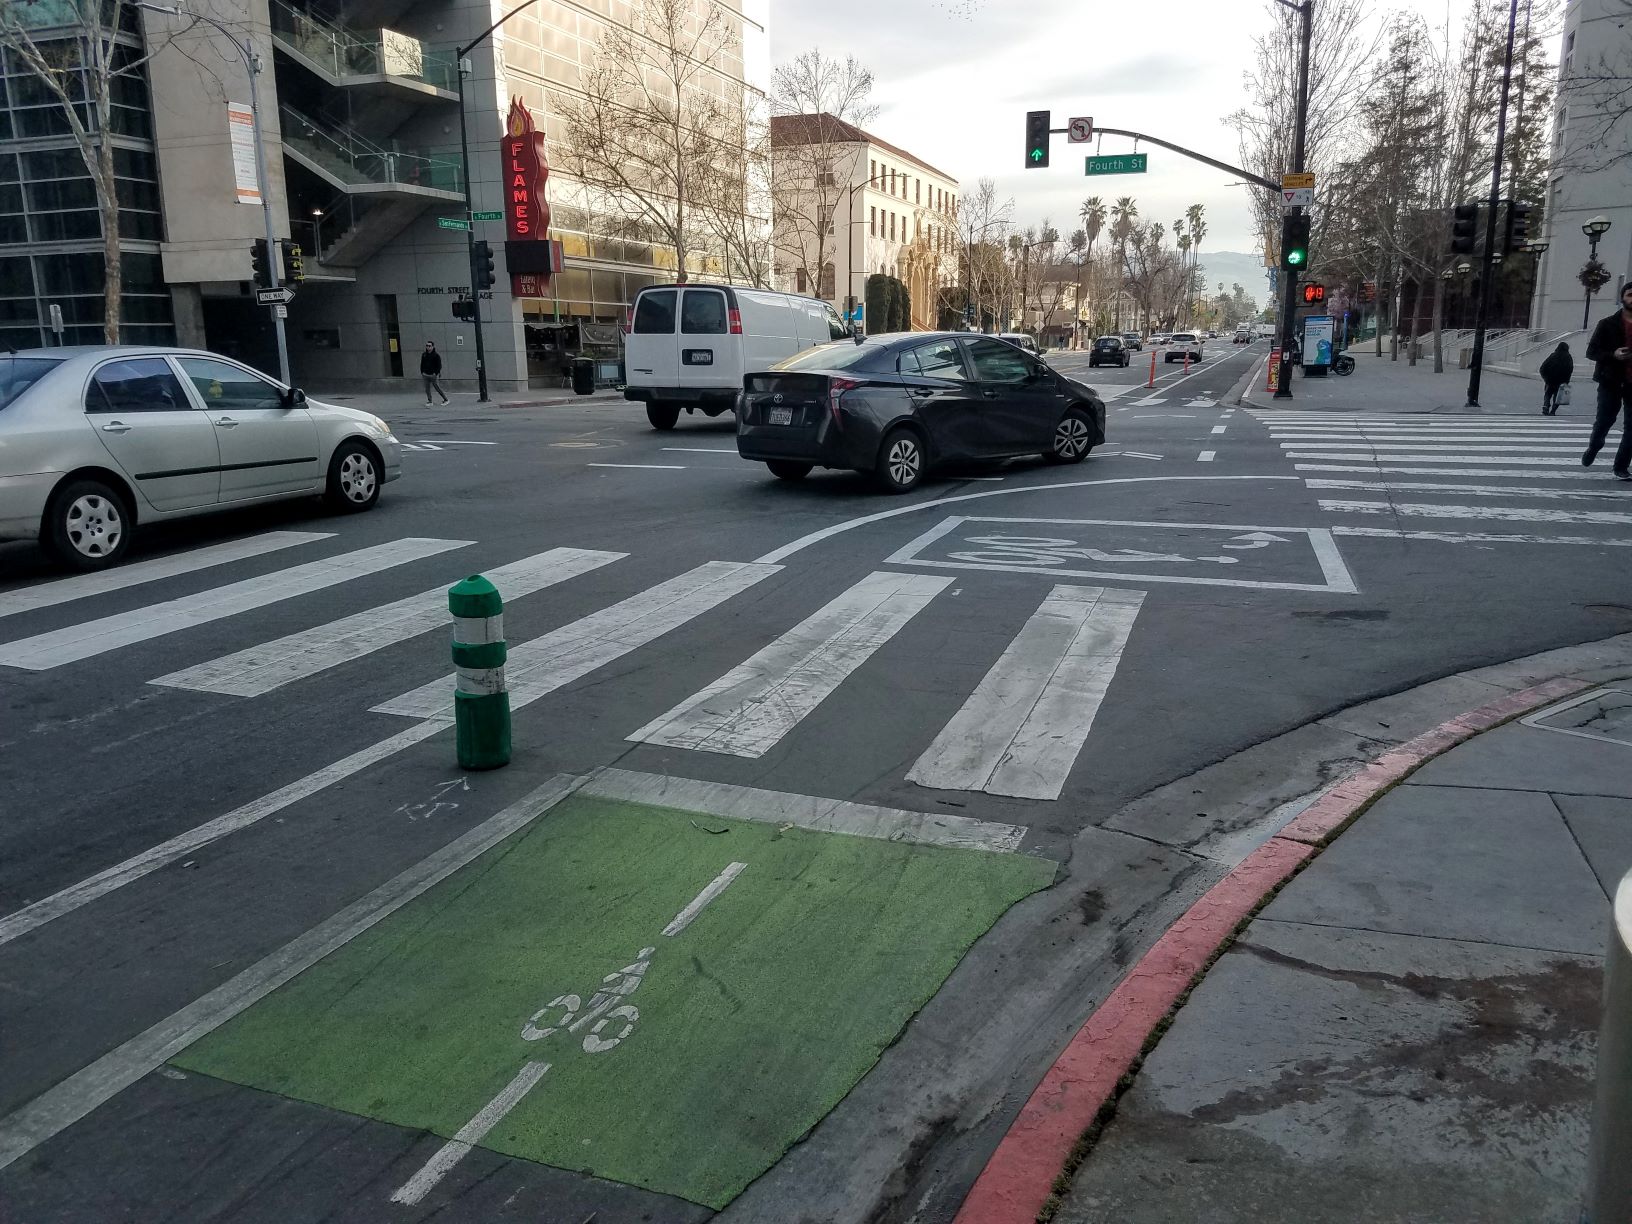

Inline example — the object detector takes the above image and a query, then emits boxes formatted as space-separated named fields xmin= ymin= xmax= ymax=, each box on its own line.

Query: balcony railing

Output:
xmin=279 ymin=102 xmax=463 ymax=194
xmin=270 ymin=0 xmax=457 ymax=92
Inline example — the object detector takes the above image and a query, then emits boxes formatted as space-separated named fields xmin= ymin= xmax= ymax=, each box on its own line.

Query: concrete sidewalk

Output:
xmin=1053 ymin=683 xmax=1632 ymax=1223
xmin=1243 ymin=345 xmax=1556 ymax=416
xmin=306 ymin=387 xmax=624 ymax=415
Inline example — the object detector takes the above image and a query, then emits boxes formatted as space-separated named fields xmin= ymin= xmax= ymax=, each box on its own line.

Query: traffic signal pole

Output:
xmin=455 ymin=61 xmax=488 ymax=402
xmin=1273 ymin=0 xmax=1313 ymax=401
xmin=1466 ymin=0 xmax=1520 ymax=408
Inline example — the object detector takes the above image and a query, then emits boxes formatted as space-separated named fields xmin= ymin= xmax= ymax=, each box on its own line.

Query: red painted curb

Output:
xmin=951 ymin=674 xmax=1593 ymax=1224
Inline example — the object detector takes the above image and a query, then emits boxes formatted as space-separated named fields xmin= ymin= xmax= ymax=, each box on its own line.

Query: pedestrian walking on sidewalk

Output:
xmin=420 ymin=341 xmax=450 ymax=405
xmin=1539 ymin=342 xmax=1573 ymax=415
xmin=1582 ymin=284 xmax=1632 ymax=478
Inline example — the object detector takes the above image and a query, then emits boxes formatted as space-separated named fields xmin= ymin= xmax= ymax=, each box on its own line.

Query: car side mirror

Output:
xmin=282 ymin=387 xmax=307 ymax=408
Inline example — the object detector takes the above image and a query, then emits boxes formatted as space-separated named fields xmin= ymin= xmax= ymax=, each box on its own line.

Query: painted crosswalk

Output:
xmin=1250 ymin=410 xmax=1632 ymax=549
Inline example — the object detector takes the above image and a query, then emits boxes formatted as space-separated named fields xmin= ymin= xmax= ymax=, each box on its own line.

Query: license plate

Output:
xmin=768 ymin=406 xmax=793 ymax=425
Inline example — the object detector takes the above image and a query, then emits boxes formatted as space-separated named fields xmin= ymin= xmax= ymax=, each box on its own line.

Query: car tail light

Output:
xmin=622 ymin=309 xmax=632 ymax=335
xmin=728 ymin=307 xmax=742 ymax=335
xmin=828 ymin=377 xmax=858 ymax=428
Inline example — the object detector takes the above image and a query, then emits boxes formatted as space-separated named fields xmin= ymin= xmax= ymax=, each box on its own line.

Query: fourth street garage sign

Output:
xmin=1085 ymin=153 xmax=1148 ymax=176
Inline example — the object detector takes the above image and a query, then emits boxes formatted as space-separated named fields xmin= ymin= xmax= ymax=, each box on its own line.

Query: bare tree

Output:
xmin=956 ymin=177 xmax=1012 ymax=330
xmin=559 ymin=0 xmax=740 ymax=284
xmin=768 ymin=50 xmax=877 ymax=301
xmin=0 ymin=0 xmax=198 ymax=342
xmin=698 ymin=84 xmax=773 ymax=287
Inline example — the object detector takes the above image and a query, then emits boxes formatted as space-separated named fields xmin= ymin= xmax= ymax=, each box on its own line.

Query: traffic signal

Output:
xmin=250 ymin=237 xmax=271 ymax=289
xmin=1450 ymin=203 xmax=1479 ymax=255
xmin=280 ymin=240 xmax=305 ymax=284
xmin=472 ymin=240 xmax=496 ymax=290
xmin=452 ymin=297 xmax=475 ymax=321
xmin=1302 ymin=283 xmax=1326 ymax=305
xmin=1025 ymin=110 xmax=1050 ymax=169
xmin=1279 ymin=212 xmax=1310 ymax=271
xmin=1504 ymin=200 xmax=1531 ymax=253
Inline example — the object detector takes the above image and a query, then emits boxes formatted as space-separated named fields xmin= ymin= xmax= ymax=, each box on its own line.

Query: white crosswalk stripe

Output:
xmin=628 ymin=570 xmax=950 ymax=758
xmin=0 ymin=538 xmax=471 ymax=671
xmin=149 ymin=547 xmax=625 ymax=697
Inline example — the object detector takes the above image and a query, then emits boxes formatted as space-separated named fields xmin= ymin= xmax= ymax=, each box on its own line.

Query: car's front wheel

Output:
xmin=326 ymin=441 xmax=381 ymax=512
xmin=646 ymin=402 xmax=680 ymax=430
xmin=767 ymin=460 xmax=812 ymax=481
xmin=874 ymin=427 xmax=925 ymax=494
xmin=1044 ymin=410 xmax=1095 ymax=465
xmin=45 ymin=478 xmax=132 ymax=570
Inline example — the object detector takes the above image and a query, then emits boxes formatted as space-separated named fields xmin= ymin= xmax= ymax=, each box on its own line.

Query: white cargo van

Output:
xmin=623 ymin=284 xmax=851 ymax=430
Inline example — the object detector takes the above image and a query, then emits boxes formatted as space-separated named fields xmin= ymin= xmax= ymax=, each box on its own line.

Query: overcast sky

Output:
xmin=769 ymin=0 xmax=1453 ymax=256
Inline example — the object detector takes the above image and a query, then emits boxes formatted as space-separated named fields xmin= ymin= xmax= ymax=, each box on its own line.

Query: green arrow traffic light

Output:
xmin=1030 ymin=147 xmax=1044 ymax=162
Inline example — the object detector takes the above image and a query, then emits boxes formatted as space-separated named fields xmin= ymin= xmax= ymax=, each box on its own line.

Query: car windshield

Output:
xmin=0 ymin=357 xmax=63 ymax=411
xmin=772 ymin=342 xmax=881 ymax=373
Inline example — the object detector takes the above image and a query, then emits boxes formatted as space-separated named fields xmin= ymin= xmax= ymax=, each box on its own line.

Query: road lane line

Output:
xmin=661 ymin=447 xmax=737 ymax=453
xmin=1318 ymin=499 xmax=1632 ymax=525
xmin=389 ymin=1061 xmax=552 ymax=1205
xmin=0 ymin=721 xmax=445 ymax=948
xmin=1306 ymin=479 xmax=1632 ymax=500
xmin=1210 ymin=425 xmax=1227 ymax=435
xmin=587 ymin=463 xmax=687 ymax=470
xmin=0 ymin=532 xmax=333 ymax=621
xmin=583 ymin=768 xmax=1026 ymax=852
xmin=906 ymin=586 xmax=1143 ymax=801
xmin=661 ymin=862 xmax=747 ymax=936
xmin=150 ymin=547 xmax=626 ymax=697
xmin=1333 ymin=526 xmax=1632 ymax=546
xmin=1198 ymin=451 xmax=1216 ymax=462
xmin=0 ymin=538 xmax=471 ymax=671
xmin=0 ymin=775 xmax=581 ymax=1173
xmin=628 ymin=570 xmax=951 ymax=758
xmin=1280 ymin=442 xmax=1583 ymax=453
xmin=374 ymin=561 xmax=781 ymax=720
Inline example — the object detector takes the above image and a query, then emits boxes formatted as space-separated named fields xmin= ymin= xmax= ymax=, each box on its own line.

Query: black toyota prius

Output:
xmin=736 ymin=332 xmax=1106 ymax=493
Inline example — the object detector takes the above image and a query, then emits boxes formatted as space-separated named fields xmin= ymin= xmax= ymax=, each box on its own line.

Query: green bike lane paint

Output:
xmin=174 ymin=792 xmax=1054 ymax=1210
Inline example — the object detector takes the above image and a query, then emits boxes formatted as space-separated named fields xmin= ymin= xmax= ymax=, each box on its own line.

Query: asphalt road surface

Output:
xmin=5 ymin=338 xmax=1631 ymax=1223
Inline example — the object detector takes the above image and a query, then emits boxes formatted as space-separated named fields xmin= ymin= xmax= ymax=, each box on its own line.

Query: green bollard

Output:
xmin=449 ymin=574 xmax=511 ymax=770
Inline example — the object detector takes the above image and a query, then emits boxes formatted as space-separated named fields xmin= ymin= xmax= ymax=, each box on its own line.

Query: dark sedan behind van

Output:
xmin=736 ymin=332 xmax=1105 ymax=493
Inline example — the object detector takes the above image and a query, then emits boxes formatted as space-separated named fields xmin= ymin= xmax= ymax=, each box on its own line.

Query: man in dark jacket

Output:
xmin=1539 ymin=342 xmax=1573 ymax=415
xmin=1582 ymin=284 xmax=1632 ymax=477
xmin=420 ymin=341 xmax=450 ymax=405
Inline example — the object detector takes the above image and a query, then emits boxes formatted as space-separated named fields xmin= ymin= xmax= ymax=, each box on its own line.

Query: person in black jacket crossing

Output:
xmin=420 ymin=341 xmax=450 ymax=405
xmin=1582 ymin=284 xmax=1632 ymax=478
xmin=1538 ymin=342 xmax=1573 ymax=415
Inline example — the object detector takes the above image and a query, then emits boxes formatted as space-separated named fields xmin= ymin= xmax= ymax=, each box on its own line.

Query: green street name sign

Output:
xmin=471 ymin=210 xmax=503 ymax=221
xmin=1086 ymin=153 xmax=1148 ymax=176
xmin=437 ymin=216 xmax=471 ymax=231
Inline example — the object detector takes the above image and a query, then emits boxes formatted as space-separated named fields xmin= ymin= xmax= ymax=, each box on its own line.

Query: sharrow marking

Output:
xmin=374 ymin=561 xmax=782 ymax=720
xmin=661 ymin=862 xmax=747 ymax=937
xmin=583 ymin=768 xmax=1026 ymax=852
xmin=0 ymin=721 xmax=445 ymax=948
xmin=1333 ymin=526 xmax=1632 ymax=547
xmin=628 ymin=570 xmax=951 ymax=758
xmin=0 ymin=538 xmax=471 ymax=671
xmin=906 ymin=586 xmax=1144 ymax=801
xmin=149 ymin=547 xmax=625 ymax=697
xmin=0 ymin=532 xmax=331 ymax=621
xmin=0 ymin=775 xmax=582 ymax=1173
xmin=389 ymin=1062 xmax=551 ymax=1206
xmin=1307 ymin=479 xmax=1632 ymax=501
xmin=1318 ymin=499 xmax=1632 ymax=526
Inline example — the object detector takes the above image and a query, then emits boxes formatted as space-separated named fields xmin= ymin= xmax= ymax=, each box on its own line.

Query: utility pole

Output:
xmin=1467 ymin=0 xmax=1521 ymax=408
xmin=1273 ymin=0 xmax=1313 ymax=400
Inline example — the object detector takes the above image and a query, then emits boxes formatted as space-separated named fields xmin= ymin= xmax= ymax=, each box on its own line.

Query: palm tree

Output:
xmin=1078 ymin=196 xmax=1106 ymax=339
xmin=1185 ymin=204 xmax=1208 ymax=323
xmin=1110 ymin=196 xmax=1138 ymax=329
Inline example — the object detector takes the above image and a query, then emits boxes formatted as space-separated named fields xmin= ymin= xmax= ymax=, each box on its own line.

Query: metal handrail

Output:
xmin=278 ymin=102 xmax=463 ymax=193
xmin=268 ymin=0 xmax=457 ymax=91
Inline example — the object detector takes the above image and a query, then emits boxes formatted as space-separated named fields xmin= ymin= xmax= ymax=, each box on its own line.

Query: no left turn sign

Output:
xmin=1068 ymin=116 xmax=1094 ymax=143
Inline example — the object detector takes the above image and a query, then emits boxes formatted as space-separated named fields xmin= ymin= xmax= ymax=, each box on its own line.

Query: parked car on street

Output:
xmin=736 ymin=332 xmax=1106 ymax=493
xmin=998 ymin=332 xmax=1040 ymax=356
xmin=1088 ymin=335 xmax=1130 ymax=368
xmin=1165 ymin=332 xmax=1205 ymax=363
xmin=0 ymin=346 xmax=400 ymax=570
xmin=623 ymin=284 xmax=849 ymax=430
xmin=1120 ymin=331 xmax=1143 ymax=351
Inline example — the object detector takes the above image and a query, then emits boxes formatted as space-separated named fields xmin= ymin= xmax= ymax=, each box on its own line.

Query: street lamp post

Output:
xmin=1583 ymin=215 xmax=1613 ymax=330
xmin=1272 ymin=0 xmax=1313 ymax=401
xmin=137 ymin=1 xmax=289 ymax=385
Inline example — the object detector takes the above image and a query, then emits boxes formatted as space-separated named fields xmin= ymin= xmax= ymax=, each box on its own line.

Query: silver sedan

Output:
xmin=0 ymin=346 xmax=401 ymax=570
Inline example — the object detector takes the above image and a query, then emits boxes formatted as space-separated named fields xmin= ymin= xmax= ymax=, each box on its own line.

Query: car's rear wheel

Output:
xmin=45 ymin=478 xmax=133 ymax=571
xmin=325 ymin=441 xmax=380 ymax=512
xmin=646 ymin=402 xmax=680 ymax=430
xmin=1044 ymin=410 xmax=1095 ymax=465
xmin=767 ymin=460 xmax=812 ymax=481
xmin=874 ymin=428 xmax=925 ymax=494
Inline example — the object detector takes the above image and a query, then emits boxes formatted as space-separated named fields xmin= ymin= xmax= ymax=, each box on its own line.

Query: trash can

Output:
xmin=571 ymin=357 xmax=595 ymax=396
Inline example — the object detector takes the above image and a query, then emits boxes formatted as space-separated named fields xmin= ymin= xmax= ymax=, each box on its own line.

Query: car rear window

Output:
xmin=773 ymin=341 xmax=880 ymax=373
xmin=0 ymin=356 xmax=62 ymax=411
xmin=680 ymin=289 xmax=727 ymax=334
xmin=632 ymin=290 xmax=677 ymax=334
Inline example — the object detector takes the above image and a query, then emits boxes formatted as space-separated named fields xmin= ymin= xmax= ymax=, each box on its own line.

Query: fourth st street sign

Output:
xmin=1086 ymin=153 xmax=1148 ymax=176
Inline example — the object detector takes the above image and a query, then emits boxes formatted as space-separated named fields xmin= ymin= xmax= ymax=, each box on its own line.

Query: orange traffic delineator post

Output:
xmin=1147 ymin=349 xmax=1157 ymax=388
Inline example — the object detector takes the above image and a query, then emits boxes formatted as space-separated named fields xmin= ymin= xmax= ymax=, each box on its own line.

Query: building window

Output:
xmin=1565 ymin=30 xmax=1574 ymax=70
xmin=915 ymin=179 xmax=921 ymax=204
xmin=819 ymin=263 xmax=835 ymax=299
xmin=871 ymin=158 xmax=876 ymax=182
xmin=797 ymin=267 xmax=808 ymax=294
xmin=870 ymin=205 xmax=876 ymax=236
xmin=889 ymin=213 xmax=895 ymax=240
